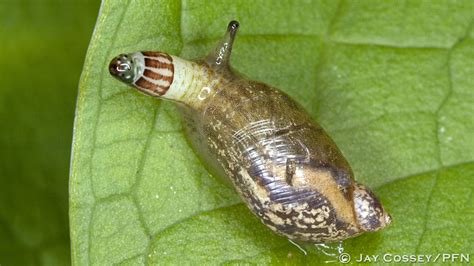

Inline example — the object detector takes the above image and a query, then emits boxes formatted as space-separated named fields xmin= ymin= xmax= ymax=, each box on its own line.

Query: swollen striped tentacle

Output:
xmin=109 ymin=50 xmax=217 ymax=107
xmin=134 ymin=51 xmax=174 ymax=96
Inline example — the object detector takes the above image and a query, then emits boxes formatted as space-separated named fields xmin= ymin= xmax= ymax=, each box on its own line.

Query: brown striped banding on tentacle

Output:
xmin=134 ymin=51 xmax=174 ymax=96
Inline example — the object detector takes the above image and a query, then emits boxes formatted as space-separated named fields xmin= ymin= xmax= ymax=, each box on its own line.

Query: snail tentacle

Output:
xmin=206 ymin=20 xmax=240 ymax=69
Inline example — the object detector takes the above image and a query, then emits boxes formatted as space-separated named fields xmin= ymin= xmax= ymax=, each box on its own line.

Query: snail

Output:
xmin=109 ymin=21 xmax=391 ymax=243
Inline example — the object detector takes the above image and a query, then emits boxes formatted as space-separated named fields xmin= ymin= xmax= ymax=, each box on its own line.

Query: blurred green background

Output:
xmin=0 ymin=1 xmax=100 ymax=265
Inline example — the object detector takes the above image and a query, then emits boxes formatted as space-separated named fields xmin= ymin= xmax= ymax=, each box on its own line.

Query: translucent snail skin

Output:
xmin=109 ymin=21 xmax=391 ymax=243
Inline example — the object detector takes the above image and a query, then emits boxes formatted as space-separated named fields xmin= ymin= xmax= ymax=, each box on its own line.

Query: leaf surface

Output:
xmin=71 ymin=0 xmax=474 ymax=264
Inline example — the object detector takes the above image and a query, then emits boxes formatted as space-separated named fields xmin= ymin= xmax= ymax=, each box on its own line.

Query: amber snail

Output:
xmin=109 ymin=21 xmax=391 ymax=243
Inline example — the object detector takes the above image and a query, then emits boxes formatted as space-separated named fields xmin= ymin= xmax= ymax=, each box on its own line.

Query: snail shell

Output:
xmin=109 ymin=21 xmax=391 ymax=243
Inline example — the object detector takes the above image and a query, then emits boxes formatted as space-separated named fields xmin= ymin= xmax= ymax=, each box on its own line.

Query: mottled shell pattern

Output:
xmin=109 ymin=21 xmax=391 ymax=243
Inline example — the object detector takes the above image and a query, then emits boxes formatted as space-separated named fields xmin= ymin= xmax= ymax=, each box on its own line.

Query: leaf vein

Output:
xmin=86 ymin=0 xmax=132 ymax=263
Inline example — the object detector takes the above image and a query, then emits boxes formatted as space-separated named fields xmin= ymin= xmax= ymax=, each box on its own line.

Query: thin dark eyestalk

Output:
xmin=206 ymin=20 xmax=240 ymax=68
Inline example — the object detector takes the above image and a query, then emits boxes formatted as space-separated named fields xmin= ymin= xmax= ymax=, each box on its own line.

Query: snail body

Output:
xmin=109 ymin=21 xmax=391 ymax=243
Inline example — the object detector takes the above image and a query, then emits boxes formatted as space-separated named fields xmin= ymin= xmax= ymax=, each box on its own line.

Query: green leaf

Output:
xmin=71 ymin=0 xmax=474 ymax=264
xmin=0 ymin=1 xmax=99 ymax=265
